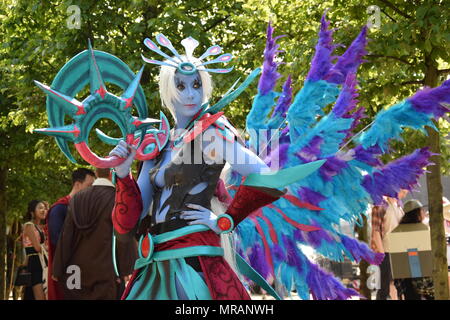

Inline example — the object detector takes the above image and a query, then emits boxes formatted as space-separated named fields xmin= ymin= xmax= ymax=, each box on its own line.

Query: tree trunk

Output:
xmin=356 ymin=215 xmax=371 ymax=299
xmin=0 ymin=166 xmax=7 ymax=300
xmin=423 ymin=57 xmax=449 ymax=300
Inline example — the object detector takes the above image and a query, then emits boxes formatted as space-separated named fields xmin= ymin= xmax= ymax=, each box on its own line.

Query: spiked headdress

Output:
xmin=142 ymin=34 xmax=233 ymax=75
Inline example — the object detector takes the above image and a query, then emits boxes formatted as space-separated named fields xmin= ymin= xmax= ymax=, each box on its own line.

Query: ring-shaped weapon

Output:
xmin=34 ymin=42 xmax=170 ymax=168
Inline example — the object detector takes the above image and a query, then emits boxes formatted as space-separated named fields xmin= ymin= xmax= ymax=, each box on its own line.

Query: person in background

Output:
xmin=441 ymin=197 xmax=450 ymax=295
xmin=22 ymin=200 xmax=48 ymax=300
xmin=52 ymin=168 xmax=137 ymax=299
xmin=393 ymin=199 xmax=434 ymax=300
xmin=371 ymin=189 xmax=408 ymax=300
xmin=46 ymin=168 xmax=95 ymax=300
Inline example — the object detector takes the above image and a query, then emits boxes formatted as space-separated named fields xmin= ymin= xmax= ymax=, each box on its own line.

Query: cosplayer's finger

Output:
xmin=186 ymin=203 xmax=207 ymax=212
xmin=182 ymin=215 xmax=204 ymax=221
xmin=180 ymin=212 xmax=204 ymax=219
xmin=109 ymin=143 xmax=128 ymax=158
xmin=181 ymin=210 xmax=204 ymax=215
xmin=188 ymin=219 xmax=206 ymax=226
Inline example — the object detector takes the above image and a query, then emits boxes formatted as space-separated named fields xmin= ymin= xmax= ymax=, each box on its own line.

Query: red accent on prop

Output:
xmin=266 ymin=203 xmax=321 ymax=232
xmin=73 ymin=125 xmax=80 ymax=137
xmin=46 ymin=126 xmax=80 ymax=137
xmin=141 ymin=236 xmax=150 ymax=258
xmin=112 ymin=174 xmax=143 ymax=234
xmin=226 ymin=185 xmax=280 ymax=226
xmin=283 ymin=194 xmax=324 ymax=211
xmin=75 ymin=141 xmax=126 ymax=168
xmin=135 ymin=135 xmax=160 ymax=161
xmin=183 ymin=112 xmax=224 ymax=144
xmin=96 ymin=86 xmax=107 ymax=99
xmin=132 ymin=118 xmax=143 ymax=127
xmin=75 ymin=105 xmax=86 ymax=115
xmin=123 ymin=97 xmax=133 ymax=108
xmin=217 ymin=216 xmax=232 ymax=231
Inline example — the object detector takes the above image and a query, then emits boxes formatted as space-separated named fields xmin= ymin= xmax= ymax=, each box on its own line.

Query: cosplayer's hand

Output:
xmin=180 ymin=203 xmax=221 ymax=234
xmin=109 ymin=140 xmax=136 ymax=179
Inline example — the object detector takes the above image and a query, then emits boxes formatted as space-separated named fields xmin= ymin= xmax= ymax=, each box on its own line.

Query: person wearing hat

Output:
xmin=392 ymin=199 xmax=434 ymax=300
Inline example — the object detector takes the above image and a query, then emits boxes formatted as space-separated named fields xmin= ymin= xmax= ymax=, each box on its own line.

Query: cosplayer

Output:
xmin=34 ymin=14 xmax=449 ymax=300
xmin=109 ymin=35 xmax=323 ymax=300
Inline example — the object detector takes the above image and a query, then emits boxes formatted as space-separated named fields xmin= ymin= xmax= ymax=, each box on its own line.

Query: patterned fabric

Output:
xmin=371 ymin=205 xmax=386 ymax=237
xmin=112 ymin=173 xmax=143 ymax=234
xmin=122 ymin=230 xmax=250 ymax=300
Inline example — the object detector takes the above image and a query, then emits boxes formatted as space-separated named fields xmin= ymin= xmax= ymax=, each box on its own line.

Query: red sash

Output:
xmin=122 ymin=230 xmax=250 ymax=300
xmin=46 ymin=195 xmax=70 ymax=300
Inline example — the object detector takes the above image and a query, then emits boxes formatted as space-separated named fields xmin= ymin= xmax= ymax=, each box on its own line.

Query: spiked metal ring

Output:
xmin=34 ymin=41 xmax=170 ymax=168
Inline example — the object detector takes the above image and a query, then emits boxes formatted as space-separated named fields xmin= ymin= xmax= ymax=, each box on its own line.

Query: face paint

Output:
xmin=172 ymin=72 xmax=204 ymax=121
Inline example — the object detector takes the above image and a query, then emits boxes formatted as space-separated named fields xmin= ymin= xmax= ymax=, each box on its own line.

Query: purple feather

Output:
xmin=265 ymin=142 xmax=289 ymax=168
xmin=293 ymin=229 xmax=307 ymax=243
xmin=353 ymin=145 xmax=383 ymax=167
xmin=306 ymin=260 xmax=361 ymax=300
xmin=258 ymin=23 xmax=284 ymax=95
xmin=281 ymin=235 xmax=303 ymax=271
xmin=305 ymin=221 xmax=335 ymax=247
xmin=280 ymin=125 xmax=290 ymax=143
xmin=408 ymin=79 xmax=450 ymax=118
xmin=325 ymin=26 xmax=368 ymax=84
xmin=271 ymin=75 xmax=293 ymax=119
xmin=307 ymin=14 xmax=335 ymax=81
xmin=362 ymin=147 xmax=433 ymax=204
xmin=333 ymin=73 xmax=359 ymax=117
xmin=297 ymin=187 xmax=326 ymax=207
xmin=344 ymin=106 xmax=366 ymax=130
xmin=248 ymin=243 xmax=271 ymax=279
xmin=319 ymin=156 xmax=349 ymax=181
xmin=341 ymin=235 xmax=384 ymax=265
xmin=272 ymin=243 xmax=286 ymax=262
xmin=296 ymin=136 xmax=323 ymax=162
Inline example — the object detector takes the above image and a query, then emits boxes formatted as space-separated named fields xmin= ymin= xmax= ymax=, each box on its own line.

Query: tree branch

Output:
xmin=377 ymin=0 xmax=413 ymax=19
xmin=380 ymin=8 xmax=397 ymax=23
xmin=203 ymin=15 xmax=231 ymax=33
xmin=438 ymin=69 xmax=450 ymax=76
xmin=367 ymin=54 xmax=413 ymax=66
xmin=400 ymin=80 xmax=424 ymax=86
xmin=187 ymin=4 xmax=213 ymax=14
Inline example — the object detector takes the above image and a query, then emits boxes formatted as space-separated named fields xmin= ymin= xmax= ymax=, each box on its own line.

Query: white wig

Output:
xmin=158 ymin=55 xmax=213 ymax=121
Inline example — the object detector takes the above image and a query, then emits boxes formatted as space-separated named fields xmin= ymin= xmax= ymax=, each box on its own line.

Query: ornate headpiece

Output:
xmin=141 ymin=34 xmax=233 ymax=75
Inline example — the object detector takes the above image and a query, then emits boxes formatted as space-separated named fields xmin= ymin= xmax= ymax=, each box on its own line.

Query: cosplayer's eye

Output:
xmin=193 ymin=79 xmax=202 ymax=89
xmin=176 ymin=83 xmax=185 ymax=91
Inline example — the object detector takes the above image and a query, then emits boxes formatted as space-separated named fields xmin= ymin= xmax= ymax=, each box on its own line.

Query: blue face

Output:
xmin=172 ymin=72 xmax=204 ymax=120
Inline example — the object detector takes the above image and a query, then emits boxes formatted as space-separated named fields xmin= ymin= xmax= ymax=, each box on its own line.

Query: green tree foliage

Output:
xmin=1 ymin=0 xmax=449 ymax=299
